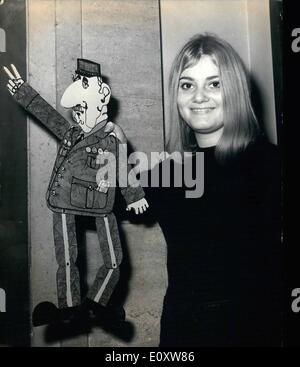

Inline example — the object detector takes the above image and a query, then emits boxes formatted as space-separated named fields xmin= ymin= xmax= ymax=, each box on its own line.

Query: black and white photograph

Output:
xmin=0 ymin=0 xmax=292 ymax=351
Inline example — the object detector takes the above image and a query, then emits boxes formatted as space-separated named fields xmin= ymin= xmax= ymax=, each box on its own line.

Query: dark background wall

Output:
xmin=0 ymin=0 xmax=29 ymax=347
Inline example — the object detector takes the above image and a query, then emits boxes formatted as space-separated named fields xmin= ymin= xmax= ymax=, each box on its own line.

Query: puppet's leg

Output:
xmin=87 ymin=213 xmax=123 ymax=307
xmin=53 ymin=212 xmax=81 ymax=308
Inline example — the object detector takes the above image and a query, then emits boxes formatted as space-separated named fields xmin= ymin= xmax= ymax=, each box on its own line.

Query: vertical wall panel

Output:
xmin=55 ymin=0 xmax=82 ymax=120
xmin=55 ymin=0 xmax=88 ymax=347
xmin=81 ymin=0 xmax=166 ymax=347
xmin=82 ymin=0 xmax=164 ymax=156
xmin=28 ymin=0 xmax=60 ymax=347
xmin=87 ymin=223 xmax=167 ymax=347
xmin=247 ymin=0 xmax=278 ymax=144
xmin=0 ymin=0 xmax=29 ymax=346
xmin=115 ymin=223 xmax=167 ymax=347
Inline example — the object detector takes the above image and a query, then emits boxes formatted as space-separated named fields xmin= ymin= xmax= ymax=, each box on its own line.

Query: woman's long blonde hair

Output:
xmin=166 ymin=33 xmax=261 ymax=163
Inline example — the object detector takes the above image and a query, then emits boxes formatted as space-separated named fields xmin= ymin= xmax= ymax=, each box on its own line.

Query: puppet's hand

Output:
xmin=126 ymin=198 xmax=149 ymax=215
xmin=104 ymin=121 xmax=127 ymax=143
xmin=3 ymin=64 xmax=24 ymax=95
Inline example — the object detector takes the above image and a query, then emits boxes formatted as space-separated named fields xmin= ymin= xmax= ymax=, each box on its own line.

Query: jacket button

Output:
xmin=51 ymin=190 xmax=56 ymax=196
xmin=54 ymin=181 xmax=60 ymax=187
xmin=61 ymin=167 xmax=65 ymax=171
xmin=92 ymin=147 xmax=97 ymax=154
xmin=67 ymin=141 xmax=71 ymax=146
xmin=88 ymin=185 xmax=93 ymax=190
xmin=86 ymin=147 xmax=91 ymax=153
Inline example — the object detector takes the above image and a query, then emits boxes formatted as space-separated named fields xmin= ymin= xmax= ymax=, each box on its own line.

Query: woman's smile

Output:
xmin=190 ymin=107 xmax=215 ymax=113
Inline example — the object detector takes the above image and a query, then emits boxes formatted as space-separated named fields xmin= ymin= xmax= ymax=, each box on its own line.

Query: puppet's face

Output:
xmin=60 ymin=75 xmax=111 ymax=133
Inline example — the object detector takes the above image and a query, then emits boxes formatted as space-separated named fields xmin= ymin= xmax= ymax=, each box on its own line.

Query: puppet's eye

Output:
xmin=82 ymin=77 xmax=89 ymax=89
xmin=72 ymin=74 xmax=81 ymax=82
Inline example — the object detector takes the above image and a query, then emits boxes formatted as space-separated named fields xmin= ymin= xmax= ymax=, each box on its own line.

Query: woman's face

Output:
xmin=177 ymin=55 xmax=224 ymax=134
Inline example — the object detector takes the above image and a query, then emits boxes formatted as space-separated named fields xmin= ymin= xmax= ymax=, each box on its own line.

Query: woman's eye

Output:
xmin=208 ymin=80 xmax=220 ymax=89
xmin=180 ymin=82 xmax=193 ymax=90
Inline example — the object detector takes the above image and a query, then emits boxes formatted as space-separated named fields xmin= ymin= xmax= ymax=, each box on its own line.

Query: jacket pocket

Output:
xmin=86 ymin=154 xmax=97 ymax=169
xmin=70 ymin=177 xmax=107 ymax=209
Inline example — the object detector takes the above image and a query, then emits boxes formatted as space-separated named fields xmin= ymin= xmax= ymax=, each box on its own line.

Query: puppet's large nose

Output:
xmin=61 ymin=82 xmax=82 ymax=108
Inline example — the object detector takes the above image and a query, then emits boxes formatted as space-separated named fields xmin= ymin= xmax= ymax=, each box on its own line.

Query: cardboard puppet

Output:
xmin=3 ymin=60 xmax=148 ymax=327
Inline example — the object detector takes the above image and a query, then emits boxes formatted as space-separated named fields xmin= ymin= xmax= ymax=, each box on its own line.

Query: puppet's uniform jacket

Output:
xmin=14 ymin=83 xmax=145 ymax=308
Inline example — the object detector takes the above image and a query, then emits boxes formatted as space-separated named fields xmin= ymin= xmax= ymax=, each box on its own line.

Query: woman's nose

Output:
xmin=193 ymin=87 xmax=209 ymax=103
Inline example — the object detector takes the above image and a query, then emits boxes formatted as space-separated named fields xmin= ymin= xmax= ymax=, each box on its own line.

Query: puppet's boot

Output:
xmin=44 ymin=305 xmax=91 ymax=342
xmin=32 ymin=302 xmax=83 ymax=326
xmin=82 ymin=298 xmax=126 ymax=326
xmin=57 ymin=305 xmax=82 ymax=323
xmin=82 ymin=298 xmax=133 ymax=341
xmin=32 ymin=302 xmax=59 ymax=326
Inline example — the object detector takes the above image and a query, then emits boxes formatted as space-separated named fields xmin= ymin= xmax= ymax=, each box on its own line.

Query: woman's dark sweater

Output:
xmin=144 ymin=140 xmax=283 ymax=346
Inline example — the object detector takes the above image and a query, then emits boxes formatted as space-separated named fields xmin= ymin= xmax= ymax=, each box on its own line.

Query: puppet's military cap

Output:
xmin=76 ymin=58 xmax=101 ymax=78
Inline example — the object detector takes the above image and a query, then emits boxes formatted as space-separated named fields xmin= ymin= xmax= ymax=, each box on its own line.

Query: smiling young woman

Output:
xmin=144 ymin=33 xmax=283 ymax=346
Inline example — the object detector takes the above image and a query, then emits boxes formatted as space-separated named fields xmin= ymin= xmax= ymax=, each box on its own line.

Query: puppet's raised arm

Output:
xmin=3 ymin=64 xmax=70 ymax=140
